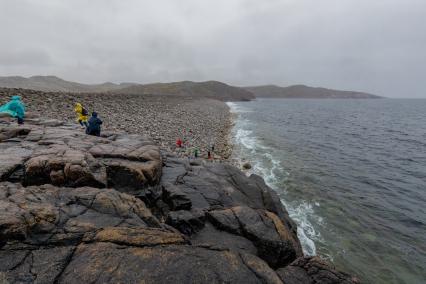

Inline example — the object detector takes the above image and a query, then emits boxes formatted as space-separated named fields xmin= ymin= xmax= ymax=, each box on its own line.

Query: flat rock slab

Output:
xmin=0 ymin=121 xmax=162 ymax=190
xmin=59 ymin=243 xmax=283 ymax=284
xmin=0 ymin=182 xmax=161 ymax=245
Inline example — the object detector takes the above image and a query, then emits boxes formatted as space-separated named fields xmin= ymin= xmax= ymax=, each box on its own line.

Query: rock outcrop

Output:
xmin=0 ymin=118 xmax=359 ymax=283
xmin=0 ymin=121 xmax=161 ymax=190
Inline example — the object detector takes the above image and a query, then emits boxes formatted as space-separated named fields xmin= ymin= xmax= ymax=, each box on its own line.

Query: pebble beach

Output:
xmin=0 ymin=88 xmax=233 ymax=160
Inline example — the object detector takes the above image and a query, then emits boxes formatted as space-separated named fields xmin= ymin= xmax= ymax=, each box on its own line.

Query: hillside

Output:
xmin=244 ymin=85 xmax=382 ymax=99
xmin=113 ymin=80 xmax=255 ymax=101
xmin=0 ymin=75 xmax=381 ymax=100
xmin=0 ymin=76 xmax=255 ymax=101
xmin=0 ymin=75 xmax=134 ymax=93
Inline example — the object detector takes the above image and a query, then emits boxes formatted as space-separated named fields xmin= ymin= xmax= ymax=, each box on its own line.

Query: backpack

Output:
xmin=82 ymin=108 xmax=88 ymax=116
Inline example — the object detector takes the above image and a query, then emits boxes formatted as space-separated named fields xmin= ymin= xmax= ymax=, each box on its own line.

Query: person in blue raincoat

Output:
xmin=0 ymin=96 xmax=26 ymax=124
xmin=86 ymin=112 xmax=103 ymax=136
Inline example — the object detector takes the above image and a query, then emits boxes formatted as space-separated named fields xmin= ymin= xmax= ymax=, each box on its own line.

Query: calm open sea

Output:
xmin=228 ymin=99 xmax=426 ymax=284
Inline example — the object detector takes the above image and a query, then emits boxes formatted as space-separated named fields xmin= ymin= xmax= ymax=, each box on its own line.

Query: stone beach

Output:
xmin=0 ymin=88 xmax=233 ymax=160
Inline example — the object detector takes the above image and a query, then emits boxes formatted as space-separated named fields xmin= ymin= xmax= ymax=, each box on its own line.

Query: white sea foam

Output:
xmin=229 ymin=102 xmax=320 ymax=257
xmin=226 ymin=102 xmax=253 ymax=113
xmin=285 ymin=201 xmax=323 ymax=256
xmin=236 ymin=128 xmax=257 ymax=150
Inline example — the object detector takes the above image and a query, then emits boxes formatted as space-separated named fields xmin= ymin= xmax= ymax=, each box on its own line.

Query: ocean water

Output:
xmin=227 ymin=99 xmax=426 ymax=284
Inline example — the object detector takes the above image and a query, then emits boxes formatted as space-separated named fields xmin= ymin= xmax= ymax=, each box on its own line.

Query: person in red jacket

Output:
xmin=176 ymin=138 xmax=183 ymax=148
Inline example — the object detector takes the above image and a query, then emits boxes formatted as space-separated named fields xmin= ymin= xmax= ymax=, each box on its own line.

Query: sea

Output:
xmin=227 ymin=99 xmax=426 ymax=284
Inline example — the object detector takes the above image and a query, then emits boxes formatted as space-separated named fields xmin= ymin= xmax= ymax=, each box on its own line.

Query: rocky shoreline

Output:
xmin=0 ymin=88 xmax=360 ymax=283
xmin=0 ymin=117 xmax=359 ymax=283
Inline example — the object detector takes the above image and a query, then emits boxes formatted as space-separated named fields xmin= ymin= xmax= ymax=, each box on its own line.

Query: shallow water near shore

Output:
xmin=227 ymin=99 xmax=426 ymax=284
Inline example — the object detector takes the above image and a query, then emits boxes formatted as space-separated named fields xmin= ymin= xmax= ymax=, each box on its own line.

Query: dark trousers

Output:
xmin=88 ymin=129 xmax=100 ymax=137
xmin=17 ymin=117 xmax=24 ymax=124
xmin=79 ymin=120 xmax=88 ymax=127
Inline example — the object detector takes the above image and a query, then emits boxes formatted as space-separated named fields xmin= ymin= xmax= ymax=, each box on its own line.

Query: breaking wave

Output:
xmin=227 ymin=101 xmax=319 ymax=256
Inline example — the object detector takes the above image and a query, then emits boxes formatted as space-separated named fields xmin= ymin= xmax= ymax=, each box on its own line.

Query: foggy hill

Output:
xmin=113 ymin=81 xmax=256 ymax=101
xmin=244 ymin=85 xmax=382 ymax=99
xmin=0 ymin=75 xmax=134 ymax=93
xmin=0 ymin=75 xmax=382 ymax=100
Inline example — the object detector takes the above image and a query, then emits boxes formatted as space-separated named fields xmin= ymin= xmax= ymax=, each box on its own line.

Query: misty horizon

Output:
xmin=1 ymin=0 xmax=425 ymax=98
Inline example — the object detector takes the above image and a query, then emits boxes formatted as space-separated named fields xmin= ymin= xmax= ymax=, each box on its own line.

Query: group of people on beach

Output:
xmin=1 ymin=96 xmax=216 ymax=159
xmin=175 ymin=130 xmax=216 ymax=160
xmin=0 ymin=96 xmax=102 ymax=137
xmin=73 ymin=102 xmax=103 ymax=136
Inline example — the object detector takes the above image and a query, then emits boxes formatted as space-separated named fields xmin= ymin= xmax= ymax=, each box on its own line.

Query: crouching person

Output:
xmin=0 ymin=96 xmax=25 ymax=124
xmin=86 ymin=112 xmax=102 ymax=136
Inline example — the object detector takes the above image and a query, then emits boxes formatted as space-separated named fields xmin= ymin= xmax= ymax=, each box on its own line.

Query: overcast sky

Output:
xmin=0 ymin=0 xmax=425 ymax=97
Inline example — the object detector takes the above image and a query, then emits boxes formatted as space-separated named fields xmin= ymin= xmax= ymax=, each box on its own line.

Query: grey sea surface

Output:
xmin=228 ymin=99 xmax=426 ymax=284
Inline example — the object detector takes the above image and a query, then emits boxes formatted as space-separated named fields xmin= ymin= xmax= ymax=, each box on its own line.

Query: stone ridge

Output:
xmin=0 ymin=119 xmax=359 ymax=283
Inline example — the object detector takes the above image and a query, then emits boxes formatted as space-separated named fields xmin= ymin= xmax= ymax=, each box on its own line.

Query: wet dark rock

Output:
xmin=162 ymin=182 xmax=192 ymax=210
xmin=191 ymin=222 xmax=257 ymax=254
xmin=276 ymin=257 xmax=360 ymax=284
xmin=59 ymin=243 xmax=283 ymax=284
xmin=207 ymin=206 xmax=300 ymax=268
xmin=160 ymin=161 xmax=303 ymax=259
xmin=243 ymin=162 xmax=252 ymax=169
xmin=166 ymin=209 xmax=205 ymax=235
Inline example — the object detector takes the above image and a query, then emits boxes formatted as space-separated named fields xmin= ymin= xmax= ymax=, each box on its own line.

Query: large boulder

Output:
xmin=159 ymin=157 xmax=303 ymax=267
xmin=207 ymin=206 xmax=300 ymax=268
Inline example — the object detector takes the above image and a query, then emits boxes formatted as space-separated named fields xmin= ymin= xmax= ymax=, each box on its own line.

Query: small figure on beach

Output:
xmin=86 ymin=112 xmax=103 ymax=136
xmin=74 ymin=102 xmax=89 ymax=128
xmin=0 ymin=96 xmax=26 ymax=124
xmin=176 ymin=138 xmax=183 ymax=148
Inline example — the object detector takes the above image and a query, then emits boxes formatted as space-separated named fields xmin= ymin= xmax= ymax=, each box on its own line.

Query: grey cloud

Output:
xmin=0 ymin=49 xmax=52 ymax=66
xmin=0 ymin=0 xmax=425 ymax=97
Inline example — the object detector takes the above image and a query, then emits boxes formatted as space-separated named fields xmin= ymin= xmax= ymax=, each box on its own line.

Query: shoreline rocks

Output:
xmin=0 ymin=118 xmax=359 ymax=283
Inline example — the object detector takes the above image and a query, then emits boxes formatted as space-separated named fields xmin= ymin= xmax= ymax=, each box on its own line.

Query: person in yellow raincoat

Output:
xmin=74 ymin=103 xmax=88 ymax=127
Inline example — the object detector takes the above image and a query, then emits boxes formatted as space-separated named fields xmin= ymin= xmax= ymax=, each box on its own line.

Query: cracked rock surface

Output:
xmin=0 ymin=119 xmax=359 ymax=283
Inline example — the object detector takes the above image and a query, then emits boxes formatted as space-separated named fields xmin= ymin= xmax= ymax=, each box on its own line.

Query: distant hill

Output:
xmin=113 ymin=81 xmax=256 ymax=101
xmin=0 ymin=75 xmax=381 ymax=100
xmin=244 ymin=85 xmax=382 ymax=99
xmin=0 ymin=76 xmax=254 ymax=101
xmin=0 ymin=75 xmax=134 ymax=93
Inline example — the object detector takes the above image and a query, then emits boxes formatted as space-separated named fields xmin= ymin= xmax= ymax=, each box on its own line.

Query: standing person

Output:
xmin=0 ymin=96 xmax=25 ymax=124
xmin=74 ymin=103 xmax=89 ymax=128
xmin=86 ymin=112 xmax=103 ymax=136
xmin=176 ymin=138 xmax=183 ymax=148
